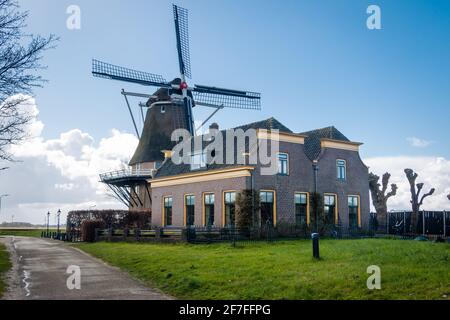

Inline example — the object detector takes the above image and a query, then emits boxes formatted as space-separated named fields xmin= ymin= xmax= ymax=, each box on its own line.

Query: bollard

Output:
xmin=311 ymin=233 xmax=320 ymax=259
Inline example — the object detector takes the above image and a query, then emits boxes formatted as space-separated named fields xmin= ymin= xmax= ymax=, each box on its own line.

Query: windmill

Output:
xmin=92 ymin=4 xmax=261 ymax=209
xmin=92 ymin=4 xmax=261 ymax=137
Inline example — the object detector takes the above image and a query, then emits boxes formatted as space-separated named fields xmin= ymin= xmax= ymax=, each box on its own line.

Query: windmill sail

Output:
xmin=193 ymin=85 xmax=261 ymax=110
xmin=92 ymin=59 xmax=170 ymax=88
xmin=173 ymin=5 xmax=192 ymax=79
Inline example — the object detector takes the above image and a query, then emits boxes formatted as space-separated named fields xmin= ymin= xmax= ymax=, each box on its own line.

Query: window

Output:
xmin=277 ymin=153 xmax=289 ymax=175
xmin=348 ymin=196 xmax=360 ymax=229
xmin=203 ymin=193 xmax=215 ymax=227
xmin=163 ymin=197 xmax=173 ymax=226
xmin=260 ymin=191 xmax=276 ymax=226
xmin=295 ymin=193 xmax=309 ymax=226
xmin=160 ymin=105 xmax=166 ymax=113
xmin=223 ymin=192 xmax=236 ymax=227
xmin=324 ymin=194 xmax=337 ymax=225
xmin=337 ymin=159 xmax=346 ymax=180
xmin=191 ymin=152 xmax=206 ymax=171
xmin=185 ymin=195 xmax=195 ymax=226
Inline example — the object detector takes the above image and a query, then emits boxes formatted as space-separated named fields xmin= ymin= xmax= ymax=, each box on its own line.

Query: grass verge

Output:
xmin=77 ymin=239 xmax=450 ymax=300
xmin=0 ymin=243 xmax=12 ymax=298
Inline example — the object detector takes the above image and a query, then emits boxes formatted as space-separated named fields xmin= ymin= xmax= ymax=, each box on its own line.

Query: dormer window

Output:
xmin=191 ymin=151 xmax=206 ymax=170
xmin=337 ymin=159 xmax=346 ymax=180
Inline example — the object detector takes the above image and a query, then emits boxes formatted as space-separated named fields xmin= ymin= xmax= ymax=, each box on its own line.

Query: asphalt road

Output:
xmin=0 ymin=236 xmax=172 ymax=300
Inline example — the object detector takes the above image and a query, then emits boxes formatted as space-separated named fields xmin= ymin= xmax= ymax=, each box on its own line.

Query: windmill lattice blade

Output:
xmin=173 ymin=5 xmax=192 ymax=78
xmin=92 ymin=59 xmax=169 ymax=88
xmin=193 ymin=85 xmax=261 ymax=110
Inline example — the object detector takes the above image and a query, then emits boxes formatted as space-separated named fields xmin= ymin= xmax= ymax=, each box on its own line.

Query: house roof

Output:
xmin=154 ymin=117 xmax=291 ymax=179
xmin=299 ymin=126 xmax=350 ymax=161
xmin=233 ymin=117 xmax=293 ymax=133
xmin=154 ymin=120 xmax=355 ymax=179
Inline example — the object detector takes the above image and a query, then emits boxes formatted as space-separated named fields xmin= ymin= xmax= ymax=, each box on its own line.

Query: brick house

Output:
xmin=148 ymin=118 xmax=370 ymax=230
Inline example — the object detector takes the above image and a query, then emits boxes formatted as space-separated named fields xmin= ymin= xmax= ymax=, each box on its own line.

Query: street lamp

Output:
xmin=312 ymin=160 xmax=319 ymax=233
xmin=57 ymin=209 xmax=61 ymax=236
xmin=0 ymin=194 xmax=10 ymax=224
xmin=89 ymin=205 xmax=96 ymax=220
xmin=47 ymin=211 xmax=51 ymax=237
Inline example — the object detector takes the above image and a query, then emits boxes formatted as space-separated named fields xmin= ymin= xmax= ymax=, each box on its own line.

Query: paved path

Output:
xmin=0 ymin=236 xmax=172 ymax=300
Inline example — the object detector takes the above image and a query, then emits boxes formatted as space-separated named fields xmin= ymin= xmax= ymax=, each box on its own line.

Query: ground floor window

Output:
xmin=203 ymin=193 xmax=215 ymax=227
xmin=348 ymin=195 xmax=360 ymax=229
xmin=163 ymin=196 xmax=173 ymax=226
xmin=260 ymin=191 xmax=275 ymax=227
xmin=185 ymin=195 xmax=195 ymax=226
xmin=223 ymin=192 xmax=236 ymax=227
xmin=324 ymin=194 xmax=337 ymax=225
xmin=295 ymin=193 xmax=308 ymax=226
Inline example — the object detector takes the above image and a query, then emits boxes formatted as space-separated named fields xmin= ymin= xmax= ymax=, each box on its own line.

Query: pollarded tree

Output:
xmin=404 ymin=169 xmax=435 ymax=232
xmin=368 ymin=172 xmax=397 ymax=228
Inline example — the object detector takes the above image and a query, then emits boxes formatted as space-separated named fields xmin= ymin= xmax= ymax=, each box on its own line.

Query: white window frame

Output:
xmin=337 ymin=159 xmax=347 ymax=180
xmin=277 ymin=152 xmax=289 ymax=176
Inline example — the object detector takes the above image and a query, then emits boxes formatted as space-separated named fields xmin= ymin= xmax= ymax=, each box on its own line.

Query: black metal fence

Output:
xmin=41 ymin=230 xmax=82 ymax=242
xmin=43 ymin=211 xmax=450 ymax=244
xmin=384 ymin=211 xmax=449 ymax=237
xmin=91 ymin=223 xmax=377 ymax=245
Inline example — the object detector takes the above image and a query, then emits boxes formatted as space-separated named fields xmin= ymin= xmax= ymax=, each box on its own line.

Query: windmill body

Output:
xmin=92 ymin=4 xmax=261 ymax=209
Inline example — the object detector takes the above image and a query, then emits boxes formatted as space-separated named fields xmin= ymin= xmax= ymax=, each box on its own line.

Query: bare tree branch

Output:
xmin=0 ymin=0 xmax=58 ymax=165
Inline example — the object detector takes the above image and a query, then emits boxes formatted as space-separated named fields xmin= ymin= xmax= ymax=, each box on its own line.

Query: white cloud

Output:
xmin=406 ymin=137 xmax=434 ymax=148
xmin=0 ymin=96 xmax=139 ymax=224
xmin=365 ymin=156 xmax=450 ymax=211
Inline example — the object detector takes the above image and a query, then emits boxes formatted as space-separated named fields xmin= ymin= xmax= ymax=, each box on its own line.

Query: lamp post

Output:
xmin=46 ymin=211 xmax=51 ymax=237
xmin=57 ymin=209 xmax=61 ymax=236
xmin=0 ymin=194 xmax=10 ymax=224
xmin=312 ymin=160 xmax=321 ymax=259
xmin=89 ymin=205 xmax=96 ymax=220
xmin=312 ymin=160 xmax=319 ymax=233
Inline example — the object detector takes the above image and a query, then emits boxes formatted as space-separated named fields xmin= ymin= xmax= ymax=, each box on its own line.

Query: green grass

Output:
xmin=0 ymin=229 xmax=55 ymax=238
xmin=0 ymin=243 xmax=11 ymax=298
xmin=77 ymin=239 xmax=450 ymax=300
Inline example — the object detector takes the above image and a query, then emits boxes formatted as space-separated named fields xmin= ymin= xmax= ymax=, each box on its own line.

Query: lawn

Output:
xmin=0 ymin=229 xmax=54 ymax=238
xmin=0 ymin=243 xmax=11 ymax=298
xmin=77 ymin=239 xmax=450 ymax=300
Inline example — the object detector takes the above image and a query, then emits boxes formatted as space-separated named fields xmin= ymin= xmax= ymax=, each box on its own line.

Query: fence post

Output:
xmin=387 ymin=212 xmax=390 ymax=234
xmin=444 ymin=211 xmax=447 ymax=238
xmin=108 ymin=228 xmax=113 ymax=242
xmin=94 ymin=228 xmax=99 ymax=242
xmin=155 ymin=227 xmax=162 ymax=241
xmin=135 ymin=228 xmax=141 ymax=241
xmin=422 ymin=211 xmax=426 ymax=236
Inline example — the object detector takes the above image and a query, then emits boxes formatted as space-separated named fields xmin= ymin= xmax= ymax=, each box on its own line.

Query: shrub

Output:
xmin=81 ymin=220 xmax=105 ymax=242
xmin=236 ymin=189 xmax=260 ymax=228
xmin=67 ymin=209 xmax=152 ymax=232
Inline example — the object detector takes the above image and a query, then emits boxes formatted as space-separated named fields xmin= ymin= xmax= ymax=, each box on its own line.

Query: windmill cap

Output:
xmin=209 ymin=123 xmax=219 ymax=130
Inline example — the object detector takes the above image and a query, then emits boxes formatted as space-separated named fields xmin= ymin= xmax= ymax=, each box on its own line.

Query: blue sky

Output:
xmin=1 ymin=0 xmax=449 ymax=223
xmin=18 ymin=0 xmax=450 ymax=159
